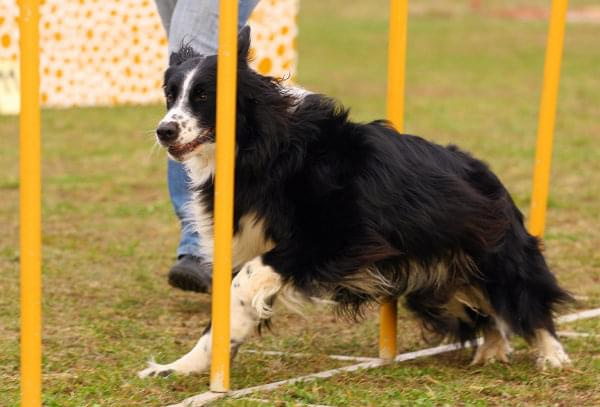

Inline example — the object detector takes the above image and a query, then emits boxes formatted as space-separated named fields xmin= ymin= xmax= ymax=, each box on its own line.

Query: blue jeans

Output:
xmin=155 ymin=0 xmax=260 ymax=260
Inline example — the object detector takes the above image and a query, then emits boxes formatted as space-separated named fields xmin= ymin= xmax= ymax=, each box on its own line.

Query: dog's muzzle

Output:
xmin=156 ymin=122 xmax=214 ymax=160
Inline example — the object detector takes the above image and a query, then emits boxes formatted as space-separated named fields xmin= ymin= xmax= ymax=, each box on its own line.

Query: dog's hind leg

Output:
xmin=533 ymin=328 xmax=570 ymax=370
xmin=479 ymin=219 xmax=572 ymax=370
xmin=138 ymin=256 xmax=284 ymax=378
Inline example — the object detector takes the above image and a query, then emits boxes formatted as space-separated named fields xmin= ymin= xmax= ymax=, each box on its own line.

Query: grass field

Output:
xmin=1 ymin=1 xmax=599 ymax=405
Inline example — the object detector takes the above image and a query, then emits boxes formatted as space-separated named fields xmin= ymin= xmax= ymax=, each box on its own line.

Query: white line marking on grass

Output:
xmin=557 ymin=331 xmax=590 ymax=338
xmin=167 ymin=342 xmax=482 ymax=407
xmin=557 ymin=308 xmax=600 ymax=324
xmin=557 ymin=331 xmax=598 ymax=338
xmin=166 ymin=308 xmax=600 ymax=407
xmin=167 ymin=359 xmax=388 ymax=406
xmin=238 ymin=397 xmax=335 ymax=407
xmin=241 ymin=349 xmax=379 ymax=362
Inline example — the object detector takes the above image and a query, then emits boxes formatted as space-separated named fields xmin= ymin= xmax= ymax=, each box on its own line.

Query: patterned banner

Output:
xmin=0 ymin=0 xmax=298 ymax=111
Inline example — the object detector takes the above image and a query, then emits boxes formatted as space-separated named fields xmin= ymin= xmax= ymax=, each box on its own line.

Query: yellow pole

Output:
xmin=210 ymin=0 xmax=239 ymax=393
xmin=380 ymin=0 xmax=408 ymax=360
xmin=386 ymin=0 xmax=408 ymax=132
xmin=379 ymin=301 xmax=397 ymax=360
xmin=19 ymin=0 xmax=42 ymax=406
xmin=529 ymin=0 xmax=568 ymax=237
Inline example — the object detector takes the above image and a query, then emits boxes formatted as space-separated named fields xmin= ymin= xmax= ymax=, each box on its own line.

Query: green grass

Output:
xmin=1 ymin=1 xmax=599 ymax=405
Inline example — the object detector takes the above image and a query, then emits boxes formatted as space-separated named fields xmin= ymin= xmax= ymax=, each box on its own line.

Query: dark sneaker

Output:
xmin=168 ymin=255 xmax=212 ymax=293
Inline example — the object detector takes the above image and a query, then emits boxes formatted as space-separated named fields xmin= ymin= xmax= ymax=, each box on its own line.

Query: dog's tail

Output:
xmin=479 ymin=207 xmax=574 ymax=339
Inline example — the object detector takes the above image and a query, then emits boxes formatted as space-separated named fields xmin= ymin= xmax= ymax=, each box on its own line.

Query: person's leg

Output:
xmin=156 ymin=0 xmax=203 ymax=260
xmin=155 ymin=0 xmax=211 ymax=292
xmin=167 ymin=159 xmax=198 ymax=258
xmin=164 ymin=0 xmax=260 ymax=292
xmin=153 ymin=0 xmax=177 ymax=36
xmin=166 ymin=159 xmax=213 ymax=292
xmin=168 ymin=0 xmax=260 ymax=54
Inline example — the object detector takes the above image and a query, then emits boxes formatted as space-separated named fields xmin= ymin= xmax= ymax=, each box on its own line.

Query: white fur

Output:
xmin=138 ymin=334 xmax=211 ymax=378
xmin=182 ymin=152 xmax=216 ymax=261
xmin=535 ymin=329 xmax=571 ymax=370
xmin=138 ymin=257 xmax=286 ymax=378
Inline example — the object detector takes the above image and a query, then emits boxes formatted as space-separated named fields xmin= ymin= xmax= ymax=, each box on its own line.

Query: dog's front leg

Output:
xmin=138 ymin=256 xmax=282 ymax=378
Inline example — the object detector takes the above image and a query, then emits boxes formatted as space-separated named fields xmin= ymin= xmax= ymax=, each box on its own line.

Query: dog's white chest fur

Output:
xmin=185 ymin=155 xmax=274 ymax=268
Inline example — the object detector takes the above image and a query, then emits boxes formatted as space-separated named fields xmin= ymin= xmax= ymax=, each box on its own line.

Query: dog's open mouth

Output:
xmin=168 ymin=131 xmax=213 ymax=158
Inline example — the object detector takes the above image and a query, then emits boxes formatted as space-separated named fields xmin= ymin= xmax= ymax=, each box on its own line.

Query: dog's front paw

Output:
xmin=138 ymin=360 xmax=177 ymax=378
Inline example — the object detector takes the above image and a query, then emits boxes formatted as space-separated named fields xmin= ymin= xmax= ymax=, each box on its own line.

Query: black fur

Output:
xmin=163 ymin=26 xmax=571 ymax=344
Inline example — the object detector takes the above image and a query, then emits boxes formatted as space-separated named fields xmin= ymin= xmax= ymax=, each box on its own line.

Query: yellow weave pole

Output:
xmin=386 ymin=0 xmax=408 ymax=132
xmin=380 ymin=0 xmax=408 ymax=361
xmin=529 ymin=0 xmax=568 ymax=237
xmin=210 ymin=0 xmax=239 ymax=393
xmin=19 ymin=0 xmax=42 ymax=406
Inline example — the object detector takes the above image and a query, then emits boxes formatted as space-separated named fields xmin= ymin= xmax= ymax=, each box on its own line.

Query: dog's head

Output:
xmin=156 ymin=26 xmax=252 ymax=162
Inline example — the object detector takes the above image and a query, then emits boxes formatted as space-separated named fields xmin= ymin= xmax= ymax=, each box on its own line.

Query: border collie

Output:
xmin=139 ymin=27 xmax=571 ymax=379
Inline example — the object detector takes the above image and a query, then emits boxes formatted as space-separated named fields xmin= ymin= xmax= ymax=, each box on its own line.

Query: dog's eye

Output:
xmin=165 ymin=93 xmax=175 ymax=105
xmin=192 ymin=92 xmax=207 ymax=102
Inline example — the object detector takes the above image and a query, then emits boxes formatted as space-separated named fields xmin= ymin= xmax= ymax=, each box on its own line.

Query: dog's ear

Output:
xmin=238 ymin=26 xmax=251 ymax=63
xmin=169 ymin=44 xmax=201 ymax=67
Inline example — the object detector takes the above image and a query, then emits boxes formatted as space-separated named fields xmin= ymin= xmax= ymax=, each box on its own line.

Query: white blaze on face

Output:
xmin=157 ymin=67 xmax=201 ymax=147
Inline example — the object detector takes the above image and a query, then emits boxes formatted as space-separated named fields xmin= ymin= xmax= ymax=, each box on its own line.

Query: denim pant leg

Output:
xmin=168 ymin=0 xmax=260 ymax=54
xmin=167 ymin=159 xmax=199 ymax=257
xmin=156 ymin=0 xmax=260 ymax=260
xmin=154 ymin=0 xmax=177 ymax=36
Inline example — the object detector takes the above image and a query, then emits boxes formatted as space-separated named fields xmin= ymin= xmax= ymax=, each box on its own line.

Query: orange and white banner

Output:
xmin=0 ymin=0 xmax=297 ymax=112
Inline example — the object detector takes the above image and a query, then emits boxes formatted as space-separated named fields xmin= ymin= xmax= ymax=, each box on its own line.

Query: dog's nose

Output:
xmin=156 ymin=121 xmax=179 ymax=144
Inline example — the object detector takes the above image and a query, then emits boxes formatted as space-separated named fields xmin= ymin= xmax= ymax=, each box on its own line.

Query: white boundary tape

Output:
xmin=557 ymin=331 xmax=598 ymax=338
xmin=238 ymin=397 xmax=335 ymax=407
xmin=556 ymin=308 xmax=600 ymax=324
xmin=241 ymin=349 xmax=379 ymax=362
xmin=166 ymin=307 xmax=600 ymax=407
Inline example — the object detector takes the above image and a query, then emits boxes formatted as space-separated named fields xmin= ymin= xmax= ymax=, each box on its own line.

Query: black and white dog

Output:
xmin=139 ymin=27 xmax=571 ymax=378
